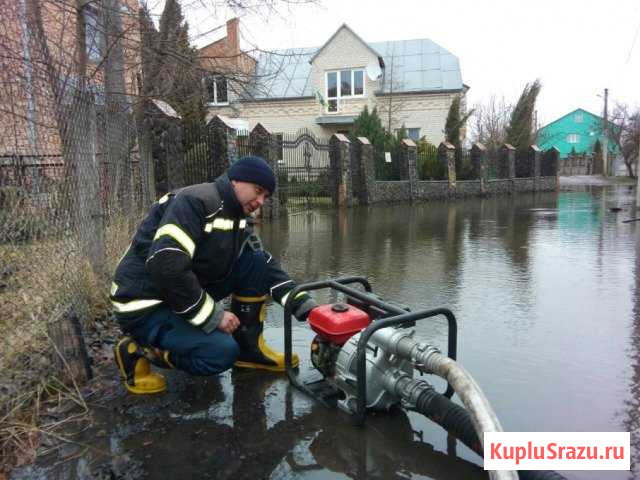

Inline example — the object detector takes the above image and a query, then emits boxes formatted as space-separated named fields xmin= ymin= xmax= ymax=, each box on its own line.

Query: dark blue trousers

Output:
xmin=126 ymin=249 xmax=274 ymax=376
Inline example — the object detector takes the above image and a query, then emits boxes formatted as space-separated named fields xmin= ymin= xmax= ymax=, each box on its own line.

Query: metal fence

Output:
xmin=373 ymin=143 xmax=401 ymax=180
xmin=417 ymin=142 xmax=443 ymax=180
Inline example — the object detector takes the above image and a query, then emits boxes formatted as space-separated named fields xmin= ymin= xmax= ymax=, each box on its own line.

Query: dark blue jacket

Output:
xmin=110 ymin=175 xmax=297 ymax=333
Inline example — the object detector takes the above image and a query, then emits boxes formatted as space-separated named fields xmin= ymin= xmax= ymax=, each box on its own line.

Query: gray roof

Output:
xmin=249 ymin=37 xmax=463 ymax=99
xmin=370 ymin=39 xmax=463 ymax=94
xmin=249 ymin=47 xmax=316 ymax=99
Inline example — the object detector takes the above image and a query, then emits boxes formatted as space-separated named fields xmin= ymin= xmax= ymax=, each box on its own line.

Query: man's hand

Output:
xmin=218 ymin=311 xmax=240 ymax=333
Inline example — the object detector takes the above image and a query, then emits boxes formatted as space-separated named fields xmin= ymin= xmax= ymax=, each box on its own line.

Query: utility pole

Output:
xmin=636 ymin=131 xmax=640 ymax=208
xmin=602 ymin=88 xmax=609 ymax=177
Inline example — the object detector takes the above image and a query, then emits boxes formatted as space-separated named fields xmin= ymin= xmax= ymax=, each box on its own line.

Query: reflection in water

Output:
xmin=149 ymin=368 xmax=485 ymax=479
xmin=625 ymin=224 xmax=640 ymax=479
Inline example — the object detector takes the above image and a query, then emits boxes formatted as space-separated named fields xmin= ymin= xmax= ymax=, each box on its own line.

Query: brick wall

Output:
xmin=199 ymin=18 xmax=256 ymax=105
xmin=1 ymin=0 xmax=141 ymax=158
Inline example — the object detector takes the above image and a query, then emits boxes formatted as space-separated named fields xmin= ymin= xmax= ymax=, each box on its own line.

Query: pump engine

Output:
xmin=307 ymin=301 xmax=415 ymax=413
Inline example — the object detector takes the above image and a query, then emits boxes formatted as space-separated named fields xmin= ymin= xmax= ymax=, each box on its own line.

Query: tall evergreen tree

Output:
xmin=352 ymin=106 xmax=401 ymax=180
xmin=444 ymin=95 xmax=473 ymax=178
xmin=444 ymin=96 xmax=473 ymax=146
xmin=352 ymin=106 xmax=386 ymax=148
xmin=506 ymin=80 xmax=541 ymax=151
xmin=138 ymin=5 xmax=159 ymax=99
xmin=138 ymin=0 xmax=205 ymax=126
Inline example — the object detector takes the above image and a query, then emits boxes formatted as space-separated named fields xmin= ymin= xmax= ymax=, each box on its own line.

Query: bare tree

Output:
xmin=610 ymin=103 xmax=640 ymax=178
xmin=377 ymin=49 xmax=406 ymax=134
xmin=471 ymin=95 xmax=512 ymax=157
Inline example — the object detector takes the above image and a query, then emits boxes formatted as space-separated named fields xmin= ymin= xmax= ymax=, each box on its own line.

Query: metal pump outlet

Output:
xmin=283 ymin=277 xmax=566 ymax=480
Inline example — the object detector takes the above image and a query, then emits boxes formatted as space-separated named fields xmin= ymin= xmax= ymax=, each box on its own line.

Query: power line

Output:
xmin=627 ymin=17 xmax=640 ymax=64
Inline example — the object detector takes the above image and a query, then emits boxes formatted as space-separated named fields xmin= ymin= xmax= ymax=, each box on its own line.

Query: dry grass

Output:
xmin=0 ymin=333 xmax=91 ymax=472
xmin=0 ymin=208 xmax=142 ymax=473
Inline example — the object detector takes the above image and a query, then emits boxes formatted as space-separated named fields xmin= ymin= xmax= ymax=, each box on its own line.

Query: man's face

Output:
xmin=231 ymin=180 xmax=269 ymax=214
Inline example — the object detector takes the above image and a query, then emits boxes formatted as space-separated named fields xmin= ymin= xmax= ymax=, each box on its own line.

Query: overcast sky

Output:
xmin=156 ymin=0 xmax=639 ymax=127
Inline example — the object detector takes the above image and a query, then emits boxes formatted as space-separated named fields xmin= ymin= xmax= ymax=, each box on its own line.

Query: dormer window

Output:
xmin=326 ymin=68 xmax=365 ymax=112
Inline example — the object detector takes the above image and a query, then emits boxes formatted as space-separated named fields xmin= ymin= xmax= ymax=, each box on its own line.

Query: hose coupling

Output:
xmin=413 ymin=343 xmax=441 ymax=374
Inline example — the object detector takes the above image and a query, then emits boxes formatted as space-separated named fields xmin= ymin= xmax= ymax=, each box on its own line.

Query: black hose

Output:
xmin=414 ymin=381 xmax=484 ymax=455
xmin=413 ymin=386 xmax=567 ymax=480
xmin=518 ymin=471 xmax=567 ymax=480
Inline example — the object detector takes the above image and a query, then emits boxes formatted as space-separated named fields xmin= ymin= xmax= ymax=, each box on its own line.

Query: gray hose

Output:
xmin=372 ymin=328 xmax=518 ymax=480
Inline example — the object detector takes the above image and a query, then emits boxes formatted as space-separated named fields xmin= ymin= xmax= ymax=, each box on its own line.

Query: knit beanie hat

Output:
xmin=227 ymin=156 xmax=276 ymax=194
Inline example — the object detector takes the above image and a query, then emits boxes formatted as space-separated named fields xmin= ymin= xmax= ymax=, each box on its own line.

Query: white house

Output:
xmin=203 ymin=23 xmax=468 ymax=143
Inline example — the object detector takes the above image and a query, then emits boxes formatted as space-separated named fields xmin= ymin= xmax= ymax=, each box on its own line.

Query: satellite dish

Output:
xmin=366 ymin=60 xmax=382 ymax=81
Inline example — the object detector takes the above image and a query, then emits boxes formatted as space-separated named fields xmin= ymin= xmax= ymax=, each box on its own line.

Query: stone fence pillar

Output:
xmin=356 ymin=137 xmax=375 ymax=204
xmin=438 ymin=141 xmax=456 ymax=195
xmin=530 ymin=144 xmax=541 ymax=191
xmin=501 ymin=143 xmax=516 ymax=192
xmin=471 ymin=142 xmax=487 ymax=194
xmin=400 ymin=138 xmax=418 ymax=200
xmin=160 ymin=124 xmax=185 ymax=192
xmin=250 ymin=123 xmax=280 ymax=219
xmin=330 ymin=134 xmax=352 ymax=208
xmin=552 ymin=147 xmax=560 ymax=187
xmin=207 ymin=115 xmax=237 ymax=178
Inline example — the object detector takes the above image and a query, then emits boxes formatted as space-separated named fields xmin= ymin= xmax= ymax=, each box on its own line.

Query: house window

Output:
xmin=407 ymin=128 xmax=421 ymax=141
xmin=325 ymin=68 xmax=365 ymax=113
xmin=354 ymin=70 xmax=364 ymax=95
xmin=574 ymin=113 xmax=583 ymax=123
xmin=83 ymin=5 xmax=102 ymax=62
xmin=340 ymin=70 xmax=351 ymax=96
xmin=394 ymin=128 xmax=421 ymax=141
xmin=327 ymin=71 xmax=338 ymax=112
xmin=567 ymin=134 xmax=580 ymax=144
xmin=205 ymin=76 xmax=228 ymax=105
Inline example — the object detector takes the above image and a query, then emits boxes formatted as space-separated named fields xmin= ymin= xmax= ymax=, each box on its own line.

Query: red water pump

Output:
xmin=283 ymin=278 xmax=562 ymax=480
xmin=308 ymin=302 xmax=371 ymax=378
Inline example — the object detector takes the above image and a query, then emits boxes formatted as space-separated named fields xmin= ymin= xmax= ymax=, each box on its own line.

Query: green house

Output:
xmin=537 ymin=108 xmax=618 ymax=159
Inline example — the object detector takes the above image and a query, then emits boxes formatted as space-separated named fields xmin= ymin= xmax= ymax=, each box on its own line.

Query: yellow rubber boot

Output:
xmin=114 ymin=337 xmax=166 ymax=394
xmin=232 ymin=295 xmax=299 ymax=372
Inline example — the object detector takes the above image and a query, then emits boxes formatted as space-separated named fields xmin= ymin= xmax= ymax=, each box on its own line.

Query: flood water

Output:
xmin=23 ymin=185 xmax=639 ymax=480
xmin=256 ymin=185 xmax=639 ymax=480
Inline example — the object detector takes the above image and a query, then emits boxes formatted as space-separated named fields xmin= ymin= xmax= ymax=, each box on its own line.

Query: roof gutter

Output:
xmin=374 ymin=88 xmax=464 ymax=97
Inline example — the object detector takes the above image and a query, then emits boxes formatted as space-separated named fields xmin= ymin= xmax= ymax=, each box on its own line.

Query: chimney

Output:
xmin=226 ymin=18 xmax=240 ymax=56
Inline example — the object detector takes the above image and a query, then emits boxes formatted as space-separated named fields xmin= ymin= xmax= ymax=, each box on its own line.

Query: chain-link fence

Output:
xmin=0 ymin=68 xmax=142 ymax=402
xmin=0 ymin=1 xmax=206 ymax=469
